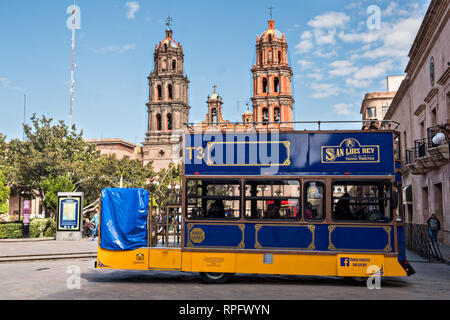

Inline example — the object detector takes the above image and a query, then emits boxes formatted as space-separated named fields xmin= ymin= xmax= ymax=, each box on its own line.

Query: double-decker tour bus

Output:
xmin=96 ymin=123 xmax=415 ymax=283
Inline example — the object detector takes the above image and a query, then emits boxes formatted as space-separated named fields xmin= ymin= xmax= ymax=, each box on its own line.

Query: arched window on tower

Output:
xmin=168 ymin=84 xmax=173 ymax=100
xmin=164 ymin=43 xmax=167 ymax=51
xmin=156 ymin=114 xmax=162 ymax=131
xmin=167 ymin=113 xmax=173 ymax=130
xmin=172 ymin=60 xmax=176 ymax=71
xmin=274 ymin=107 xmax=281 ymax=122
xmin=259 ymin=51 xmax=263 ymax=66
xmin=268 ymin=34 xmax=272 ymax=42
xmin=211 ymin=108 xmax=218 ymax=124
xmin=157 ymin=85 xmax=162 ymax=101
xmin=262 ymin=78 xmax=268 ymax=93
xmin=274 ymin=77 xmax=280 ymax=93
xmin=262 ymin=108 xmax=269 ymax=125
xmin=278 ymin=51 xmax=282 ymax=64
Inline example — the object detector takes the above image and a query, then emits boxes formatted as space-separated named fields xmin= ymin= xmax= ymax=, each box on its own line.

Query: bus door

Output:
xmin=148 ymin=205 xmax=182 ymax=270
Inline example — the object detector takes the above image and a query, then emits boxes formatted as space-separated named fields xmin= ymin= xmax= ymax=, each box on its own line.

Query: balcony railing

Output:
xmin=405 ymin=148 xmax=415 ymax=165
xmin=427 ymin=123 xmax=449 ymax=149
xmin=414 ymin=138 xmax=427 ymax=158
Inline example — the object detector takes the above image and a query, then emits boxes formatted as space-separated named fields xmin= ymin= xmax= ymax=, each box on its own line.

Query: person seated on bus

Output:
xmin=305 ymin=202 xmax=313 ymax=220
xmin=266 ymin=199 xmax=282 ymax=219
xmin=334 ymin=193 xmax=354 ymax=220
xmin=207 ymin=200 xmax=225 ymax=218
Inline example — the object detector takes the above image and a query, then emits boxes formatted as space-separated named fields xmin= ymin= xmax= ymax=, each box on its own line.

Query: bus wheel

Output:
xmin=199 ymin=272 xmax=232 ymax=284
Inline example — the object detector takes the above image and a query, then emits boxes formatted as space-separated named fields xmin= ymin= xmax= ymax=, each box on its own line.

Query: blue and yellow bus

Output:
xmin=96 ymin=128 xmax=415 ymax=283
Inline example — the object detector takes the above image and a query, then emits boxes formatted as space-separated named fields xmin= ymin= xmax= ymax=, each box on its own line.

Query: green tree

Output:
xmin=6 ymin=114 xmax=158 ymax=218
xmin=6 ymin=115 xmax=99 ymax=216
xmin=41 ymin=175 xmax=75 ymax=216
xmin=0 ymin=170 xmax=10 ymax=215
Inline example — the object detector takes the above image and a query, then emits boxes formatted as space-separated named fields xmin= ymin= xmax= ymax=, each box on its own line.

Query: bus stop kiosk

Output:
xmin=56 ymin=192 xmax=84 ymax=241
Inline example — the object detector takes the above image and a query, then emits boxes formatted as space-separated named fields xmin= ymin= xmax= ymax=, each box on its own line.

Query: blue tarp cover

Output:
xmin=100 ymin=188 xmax=149 ymax=251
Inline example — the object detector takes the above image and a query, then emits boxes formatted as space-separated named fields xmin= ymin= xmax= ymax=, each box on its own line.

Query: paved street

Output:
xmin=1 ymin=256 xmax=449 ymax=300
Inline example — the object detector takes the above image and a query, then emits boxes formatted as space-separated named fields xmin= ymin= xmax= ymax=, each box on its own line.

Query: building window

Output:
xmin=168 ymin=84 xmax=173 ymax=100
xmin=262 ymin=108 xmax=269 ymax=125
xmin=268 ymin=34 xmax=272 ymax=42
xmin=172 ymin=60 xmax=176 ymax=71
xmin=278 ymin=51 xmax=282 ymax=63
xmin=274 ymin=77 xmax=279 ymax=93
xmin=332 ymin=180 xmax=393 ymax=222
xmin=262 ymin=78 xmax=268 ymax=93
xmin=367 ymin=107 xmax=376 ymax=119
xmin=274 ymin=107 xmax=280 ymax=122
xmin=156 ymin=114 xmax=162 ymax=131
xmin=304 ymin=181 xmax=325 ymax=221
xmin=382 ymin=106 xmax=389 ymax=118
xmin=157 ymin=85 xmax=162 ymax=101
xmin=167 ymin=113 xmax=173 ymax=130
xmin=259 ymin=51 xmax=263 ymax=66
xmin=186 ymin=179 xmax=241 ymax=220
xmin=244 ymin=180 xmax=301 ymax=220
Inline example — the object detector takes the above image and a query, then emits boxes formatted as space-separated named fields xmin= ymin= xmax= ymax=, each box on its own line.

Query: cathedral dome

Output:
xmin=259 ymin=20 xmax=284 ymax=41
xmin=158 ymin=37 xmax=179 ymax=49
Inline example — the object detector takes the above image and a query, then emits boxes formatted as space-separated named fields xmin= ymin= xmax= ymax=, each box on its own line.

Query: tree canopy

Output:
xmin=4 ymin=114 xmax=176 ymax=217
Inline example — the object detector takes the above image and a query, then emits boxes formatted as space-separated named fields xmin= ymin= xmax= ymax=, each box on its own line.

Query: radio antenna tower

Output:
xmin=69 ymin=0 xmax=76 ymax=129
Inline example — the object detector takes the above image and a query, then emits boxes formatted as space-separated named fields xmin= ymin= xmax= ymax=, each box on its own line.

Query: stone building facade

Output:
xmin=360 ymin=76 xmax=405 ymax=129
xmin=383 ymin=0 xmax=449 ymax=245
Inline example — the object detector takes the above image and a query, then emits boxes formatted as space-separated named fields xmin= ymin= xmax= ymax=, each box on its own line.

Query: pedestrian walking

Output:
xmin=91 ymin=208 xmax=100 ymax=241
xmin=427 ymin=213 xmax=441 ymax=243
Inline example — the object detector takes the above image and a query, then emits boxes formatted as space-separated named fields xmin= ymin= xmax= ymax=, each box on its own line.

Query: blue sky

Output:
xmin=0 ymin=0 xmax=431 ymax=144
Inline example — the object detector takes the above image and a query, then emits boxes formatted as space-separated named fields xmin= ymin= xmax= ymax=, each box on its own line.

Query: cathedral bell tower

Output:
xmin=143 ymin=18 xmax=190 ymax=170
xmin=251 ymin=18 xmax=294 ymax=129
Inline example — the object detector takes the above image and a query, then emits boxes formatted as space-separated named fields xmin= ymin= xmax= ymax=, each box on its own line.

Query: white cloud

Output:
xmin=308 ymin=12 xmax=350 ymax=29
xmin=295 ymin=39 xmax=313 ymax=54
xmin=329 ymin=60 xmax=358 ymax=77
xmin=314 ymin=28 xmax=337 ymax=45
xmin=345 ymin=78 xmax=373 ymax=89
xmin=93 ymin=43 xmax=136 ymax=54
xmin=333 ymin=103 xmax=355 ymax=115
xmin=297 ymin=60 xmax=313 ymax=69
xmin=310 ymin=82 xmax=343 ymax=99
xmin=339 ymin=15 xmax=423 ymax=62
xmin=314 ymin=49 xmax=337 ymax=58
xmin=353 ymin=60 xmax=394 ymax=80
xmin=0 ymin=77 xmax=23 ymax=91
xmin=125 ymin=1 xmax=140 ymax=20
xmin=307 ymin=72 xmax=323 ymax=81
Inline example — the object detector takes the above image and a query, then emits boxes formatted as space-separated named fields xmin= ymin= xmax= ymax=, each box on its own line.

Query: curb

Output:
xmin=0 ymin=252 xmax=97 ymax=264
xmin=0 ymin=237 xmax=56 ymax=243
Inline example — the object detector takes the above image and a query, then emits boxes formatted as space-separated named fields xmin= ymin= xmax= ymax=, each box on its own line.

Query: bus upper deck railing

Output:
xmin=183 ymin=120 xmax=401 ymax=130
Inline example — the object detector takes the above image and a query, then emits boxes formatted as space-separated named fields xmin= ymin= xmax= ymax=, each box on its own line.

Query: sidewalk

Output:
xmin=0 ymin=237 xmax=97 ymax=263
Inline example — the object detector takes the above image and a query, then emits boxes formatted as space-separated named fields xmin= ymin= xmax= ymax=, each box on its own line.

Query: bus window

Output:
xmin=332 ymin=180 xmax=392 ymax=222
xmin=186 ymin=179 xmax=240 ymax=220
xmin=244 ymin=180 xmax=300 ymax=220
xmin=304 ymin=182 xmax=325 ymax=221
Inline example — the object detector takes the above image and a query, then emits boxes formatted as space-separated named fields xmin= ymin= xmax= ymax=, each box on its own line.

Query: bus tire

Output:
xmin=199 ymin=272 xmax=233 ymax=284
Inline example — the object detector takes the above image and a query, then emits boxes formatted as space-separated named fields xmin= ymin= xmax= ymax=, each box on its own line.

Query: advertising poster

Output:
xmin=57 ymin=195 xmax=82 ymax=231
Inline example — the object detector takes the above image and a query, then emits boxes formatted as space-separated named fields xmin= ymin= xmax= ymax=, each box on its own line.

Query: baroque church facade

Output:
xmin=142 ymin=18 xmax=295 ymax=171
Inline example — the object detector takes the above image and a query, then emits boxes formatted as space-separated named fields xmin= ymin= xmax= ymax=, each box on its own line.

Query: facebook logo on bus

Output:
xmin=340 ymin=257 xmax=350 ymax=267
